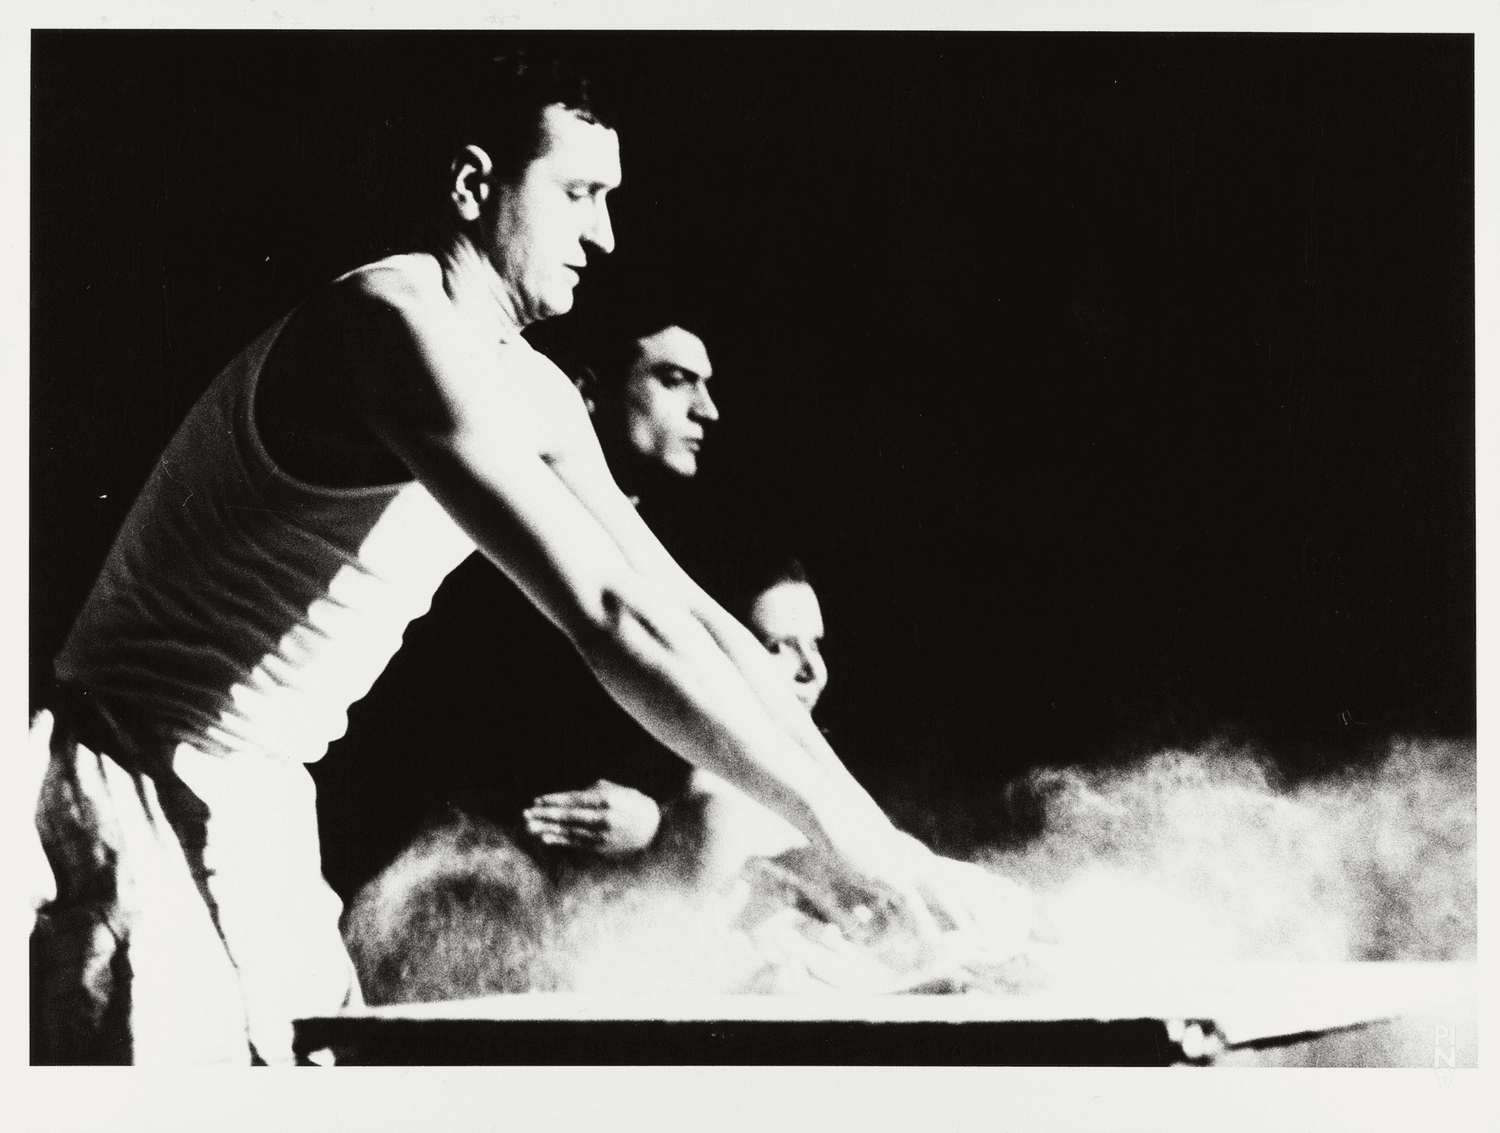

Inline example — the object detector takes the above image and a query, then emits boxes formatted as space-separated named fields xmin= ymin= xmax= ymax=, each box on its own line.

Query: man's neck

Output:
xmin=598 ymin=435 xmax=690 ymax=510
xmin=437 ymin=233 xmax=527 ymax=342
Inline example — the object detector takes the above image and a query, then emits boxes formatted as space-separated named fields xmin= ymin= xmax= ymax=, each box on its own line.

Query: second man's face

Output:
xmin=623 ymin=326 xmax=718 ymax=477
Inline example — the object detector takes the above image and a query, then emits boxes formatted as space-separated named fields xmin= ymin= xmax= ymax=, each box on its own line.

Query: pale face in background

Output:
xmin=483 ymin=105 xmax=620 ymax=324
xmin=622 ymin=326 xmax=718 ymax=477
xmin=749 ymin=581 xmax=828 ymax=712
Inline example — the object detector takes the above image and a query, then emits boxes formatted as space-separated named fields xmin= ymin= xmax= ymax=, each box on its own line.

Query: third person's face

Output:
xmin=749 ymin=581 xmax=828 ymax=712
xmin=622 ymin=326 xmax=717 ymax=477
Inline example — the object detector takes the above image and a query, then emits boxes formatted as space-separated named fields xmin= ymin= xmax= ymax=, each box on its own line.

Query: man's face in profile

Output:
xmin=486 ymin=105 xmax=621 ymax=324
xmin=623 ymin=326 xmax=718 ymax=477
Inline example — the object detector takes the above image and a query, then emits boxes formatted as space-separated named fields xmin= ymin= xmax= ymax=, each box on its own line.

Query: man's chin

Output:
xmin=666 ymin=453 xmax=699 ymax=478
xmin=534 ymin=289 xmax=578 ymax=322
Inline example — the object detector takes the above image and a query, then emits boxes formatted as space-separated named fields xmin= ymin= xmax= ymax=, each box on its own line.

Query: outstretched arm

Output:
xmin=545 ymin=425 xmax=889 ymax=826
xmin=326 ymin=272 xmax=930 ymax=938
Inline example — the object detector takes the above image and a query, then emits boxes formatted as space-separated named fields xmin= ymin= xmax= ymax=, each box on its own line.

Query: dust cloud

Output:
xmin=343 ymin=736 xmax=1475 ymax=1063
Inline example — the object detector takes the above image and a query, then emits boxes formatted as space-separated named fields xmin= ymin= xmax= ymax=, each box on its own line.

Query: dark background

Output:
xmin=32 ymin=32 xmax=1474 ymax=893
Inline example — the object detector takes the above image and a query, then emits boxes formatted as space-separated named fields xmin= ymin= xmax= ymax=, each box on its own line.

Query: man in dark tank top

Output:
xmin=30 ymin=49 xmax=1000 ymax=1066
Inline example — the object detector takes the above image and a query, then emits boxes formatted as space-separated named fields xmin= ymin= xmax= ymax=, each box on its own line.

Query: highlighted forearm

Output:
xmin=577 ymin=589 xmax=841 ymax=847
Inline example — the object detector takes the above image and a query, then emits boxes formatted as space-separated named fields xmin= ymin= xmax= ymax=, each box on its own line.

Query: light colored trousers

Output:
xmin=25 ymin=710 xmax=359 ymax=1065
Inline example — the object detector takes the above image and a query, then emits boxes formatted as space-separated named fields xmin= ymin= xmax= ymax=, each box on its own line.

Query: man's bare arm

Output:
xmin=548 ymin=451 xmax=890 ymax=824
xmin=327 ymin=270 xmax=874 ymax=859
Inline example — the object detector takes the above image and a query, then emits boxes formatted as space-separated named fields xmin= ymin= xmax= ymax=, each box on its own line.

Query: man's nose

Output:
xmin=585 ymin=199 xmax=615 ymax=256
xmin=805 ymin=649 xmax=828 ymax=689
xmin=691 ymin=383 xmax=719 ymax=422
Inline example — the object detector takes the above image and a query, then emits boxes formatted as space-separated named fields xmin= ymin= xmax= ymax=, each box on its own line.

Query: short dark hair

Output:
xmin=539 ymin=300 xmax=704 ymax=411
xmin=758 ymin=556 xmax=811 ymax=595
xmin=453 ymin=49 xmax=609 ymax=184
xmin=733 ymin=555 xmax=813 ymax=625
xmin=584 ymin=291 xmax=710 ymax=401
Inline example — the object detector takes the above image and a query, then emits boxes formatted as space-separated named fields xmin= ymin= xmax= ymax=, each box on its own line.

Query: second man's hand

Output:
xmin=525 ymin=778 xmax=662 ymax=855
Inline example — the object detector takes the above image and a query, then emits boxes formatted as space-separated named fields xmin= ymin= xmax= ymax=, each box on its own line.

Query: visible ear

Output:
xmin=450 ymin=144 xmax=495 ymax=223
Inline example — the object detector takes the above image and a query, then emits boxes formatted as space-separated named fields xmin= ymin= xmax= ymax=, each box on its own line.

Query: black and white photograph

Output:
xmin=14 ymin=5 xmax=1490 ymax=1127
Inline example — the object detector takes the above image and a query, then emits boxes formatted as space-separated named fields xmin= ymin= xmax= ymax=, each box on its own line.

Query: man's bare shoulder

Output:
xmin=274 ymin=255 xmax=441 ymax=405
xmin=328 ymin=253 xmax=447 ymax=322
xmin=311 ymin=256 xmax=587 ymax=447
